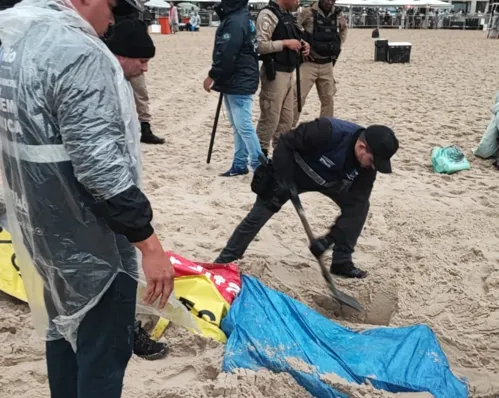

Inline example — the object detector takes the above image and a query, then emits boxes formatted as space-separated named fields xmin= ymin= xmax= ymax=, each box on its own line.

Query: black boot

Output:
xmin=140 ymin=122 xmax=165 ymax=145
xmin=330 ymin=261 xmax=368 ymax=279
xmin=133 ymin=321 xmax=169 ymax=361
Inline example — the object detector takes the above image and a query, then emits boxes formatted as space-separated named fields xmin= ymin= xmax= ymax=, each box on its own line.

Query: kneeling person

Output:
xmin=214 ymin=117 xmax=398 ymax=278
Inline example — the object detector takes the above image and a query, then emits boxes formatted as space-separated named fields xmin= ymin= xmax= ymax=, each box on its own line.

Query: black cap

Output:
xmin=113 ymin=0 xmax=141 ymax=17
xmin=106 ymin=19 xmax=156 ymax=59
xmin=364 ymin=125 xmax=399 ymax=174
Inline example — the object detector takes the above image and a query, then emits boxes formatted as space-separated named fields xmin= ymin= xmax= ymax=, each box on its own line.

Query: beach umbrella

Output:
xmin=176 ymin=2 xmax=200 ymax=11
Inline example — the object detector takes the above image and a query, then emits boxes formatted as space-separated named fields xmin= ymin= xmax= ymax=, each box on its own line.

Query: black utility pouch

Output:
xmin=251 ymin=160 xmax=276 ymax=198
xmin=265 ymin=58 xmax=276 ymax=81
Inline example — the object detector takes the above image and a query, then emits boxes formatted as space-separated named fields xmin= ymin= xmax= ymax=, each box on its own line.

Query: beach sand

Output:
xmin=1 ymin=28 xmax=499 ymax=397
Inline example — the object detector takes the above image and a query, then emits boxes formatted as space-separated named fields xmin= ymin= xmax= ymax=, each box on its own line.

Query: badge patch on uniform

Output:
xmin=319 ymin=156 xmax=335 ymax=168
xmin=222 ymin=32 xmax=231 ymax=40
xmin=261 ymin=16 xmax=272 ymax=34
xmin=346 ymin=169 xmax=359 ymax=180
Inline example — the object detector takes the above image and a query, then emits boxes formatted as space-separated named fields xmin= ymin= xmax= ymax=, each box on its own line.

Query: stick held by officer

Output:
xmin=255 ymin=0 xmax=310 ymax=157
xmin=214 ymin=117 xmax=399 ymax=279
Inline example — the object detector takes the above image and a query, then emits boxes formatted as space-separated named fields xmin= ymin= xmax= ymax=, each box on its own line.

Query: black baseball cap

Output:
xmin=364 ymin=125 xmax=399 ymax=174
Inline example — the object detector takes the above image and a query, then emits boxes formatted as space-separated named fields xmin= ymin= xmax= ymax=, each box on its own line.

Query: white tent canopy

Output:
xmin=335 ymin=0 xmax=452 ymax=7
xmin=171 ymin=0 xmax=451 ymax=5
xmin=192 ymin=0 xmax=265 ymax=2
xmin=144 ymin=0 xmax=170 ymax=8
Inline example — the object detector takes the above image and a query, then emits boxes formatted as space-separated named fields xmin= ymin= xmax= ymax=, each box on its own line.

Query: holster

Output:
xmin=251 ymin=159 xmax=277 ymax=199
xmin=264 ymin=57 xmax=276 ymax=81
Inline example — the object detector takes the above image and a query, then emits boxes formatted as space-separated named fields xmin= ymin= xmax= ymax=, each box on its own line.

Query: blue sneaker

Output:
xmin=219 ymin=166 xmax=249 ymax=177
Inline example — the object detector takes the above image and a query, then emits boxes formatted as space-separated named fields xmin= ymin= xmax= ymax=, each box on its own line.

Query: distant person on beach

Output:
xmin=187 ymin=10 xmax=200 ymax=31
xmin=214 ymin=118 xmax=399 ymax=279
xmin=170 ymin=2 xmax=179 ymax=33
xmin=203 ymin=0 xmax=263 ymax=177
xmin=0 ymin=1 xmax=175 ymax=397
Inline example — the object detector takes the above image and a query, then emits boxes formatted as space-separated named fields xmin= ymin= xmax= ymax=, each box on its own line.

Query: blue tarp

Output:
xmin=221 ymin=275 xmax=468 ymax=398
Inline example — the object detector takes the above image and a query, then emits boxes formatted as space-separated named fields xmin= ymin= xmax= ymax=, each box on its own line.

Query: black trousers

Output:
xmin=45 ymin=273 xmax=137 ymax=398
xmin=215 ymin=186 xmax=370 ymax=267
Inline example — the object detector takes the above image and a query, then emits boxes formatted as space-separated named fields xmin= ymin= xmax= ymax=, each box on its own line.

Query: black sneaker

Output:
xmin=330 ymin=261 xmax=368 ymax=279
xmin=140 ymin=122 xmax=165 ymax=145
xmin=133 ymin=321 xmax=169 ymax=361
xmin=219 ymin=166 xmax=249 ymax=177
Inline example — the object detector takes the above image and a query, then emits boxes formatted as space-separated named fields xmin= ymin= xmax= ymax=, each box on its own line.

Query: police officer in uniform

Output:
xmin=214 ymin=117 xmax=399 ymax=279
xmin=293 ymin=0 xmax=347 ymax=126
xmin=255 ymin=0 xmax=311 ymax=156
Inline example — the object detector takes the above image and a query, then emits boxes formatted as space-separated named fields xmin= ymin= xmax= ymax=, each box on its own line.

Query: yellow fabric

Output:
xmin=0 ymin=228 xmax=27 ymax=302
xmin=168 ymin=275 xmax=230 ymax=343
xmin=0 ymin=233 xmax=229 ymax=343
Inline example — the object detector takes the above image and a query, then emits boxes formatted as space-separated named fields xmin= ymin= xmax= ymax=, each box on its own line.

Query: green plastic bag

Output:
xmin=431 ymin=145 xmax=471 ymax=174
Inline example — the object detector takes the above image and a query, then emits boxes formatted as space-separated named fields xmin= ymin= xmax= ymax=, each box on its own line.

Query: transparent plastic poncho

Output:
xmin=0 ymin=0 xmax=195 ymax=350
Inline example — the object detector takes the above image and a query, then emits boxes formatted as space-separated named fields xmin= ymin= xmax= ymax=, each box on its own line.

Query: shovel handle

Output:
xmin=289 ymin=190 xmax=340 ymax=290
xmin=289 ymin=188 xmax=362 ymax=311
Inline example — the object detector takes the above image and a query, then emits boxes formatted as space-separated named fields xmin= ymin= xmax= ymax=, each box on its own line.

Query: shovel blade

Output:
xmin=319 ymin=258 xmax=363 ymax=312
xmin=326 ymin=282 xmax=363 ymax=312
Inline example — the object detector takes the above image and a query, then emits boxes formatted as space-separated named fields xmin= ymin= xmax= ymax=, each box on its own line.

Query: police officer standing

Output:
xmin=255 ymin=0 xmax=311 ymax=157
xmin=293 ymin=0 xmax=347 ymax=126
xmin=214 ymin=117 xmax=399 ymax=279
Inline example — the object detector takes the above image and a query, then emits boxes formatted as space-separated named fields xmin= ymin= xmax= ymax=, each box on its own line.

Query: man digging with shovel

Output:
xmin=214 ymin=117 xmax=398 ymax=280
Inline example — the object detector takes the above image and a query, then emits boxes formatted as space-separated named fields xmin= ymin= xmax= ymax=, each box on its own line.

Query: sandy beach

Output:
xmin=1 ymin=28 xmax=499 ymax=397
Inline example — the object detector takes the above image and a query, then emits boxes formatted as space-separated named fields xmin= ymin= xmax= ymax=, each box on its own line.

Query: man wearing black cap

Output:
xmin=106 ymin=19 xmax=156 ymax=80
xmin=105 ymin=2 xmax=166 ymax=144
xmin=214 ymin=117 xmax=399 ymax=279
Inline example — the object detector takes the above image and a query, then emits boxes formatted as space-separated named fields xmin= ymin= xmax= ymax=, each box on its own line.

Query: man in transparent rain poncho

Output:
xmin=0 ymin=0 xmax=194 ymax=397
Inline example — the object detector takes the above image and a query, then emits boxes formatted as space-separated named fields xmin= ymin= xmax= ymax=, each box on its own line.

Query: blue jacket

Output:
xmin=272 ymin=117 xmax=377 ymax=253
xmin=273 ymin=117 xmax=376 ymax=196
xmin=299 ymin=118 xmax=360 ymax=186
xmin=208 ymin=0 xmax=259 ymax=95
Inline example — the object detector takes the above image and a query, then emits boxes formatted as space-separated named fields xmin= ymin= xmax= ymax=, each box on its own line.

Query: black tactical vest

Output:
xmin=310 ymin=9 xmax=341 ymax=59
xmin=262 ymin=1 xmax=302 ymax=73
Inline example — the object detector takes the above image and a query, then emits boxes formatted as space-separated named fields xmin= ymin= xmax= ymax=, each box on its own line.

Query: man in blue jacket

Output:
xmin=203 ymin=0 xmax=263 ymax=177
xmin=214 ymin=117 xmax=399 ymax=279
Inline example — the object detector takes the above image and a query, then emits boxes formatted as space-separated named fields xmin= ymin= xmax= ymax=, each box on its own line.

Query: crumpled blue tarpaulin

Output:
xmin=221 ymin=275 xmax=468 ymax=398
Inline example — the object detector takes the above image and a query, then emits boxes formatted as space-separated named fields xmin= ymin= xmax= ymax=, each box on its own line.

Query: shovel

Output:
xmin=288 ymin=188 xmax=363 ymax=312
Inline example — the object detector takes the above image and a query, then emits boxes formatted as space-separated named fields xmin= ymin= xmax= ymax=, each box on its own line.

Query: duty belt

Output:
xmin=311 ymin=56 xmax=334 ymax=65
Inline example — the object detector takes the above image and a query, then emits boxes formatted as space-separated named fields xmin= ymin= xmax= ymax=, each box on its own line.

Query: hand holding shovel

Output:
xmin=287 ymin=185 xmax=363 ymax=312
